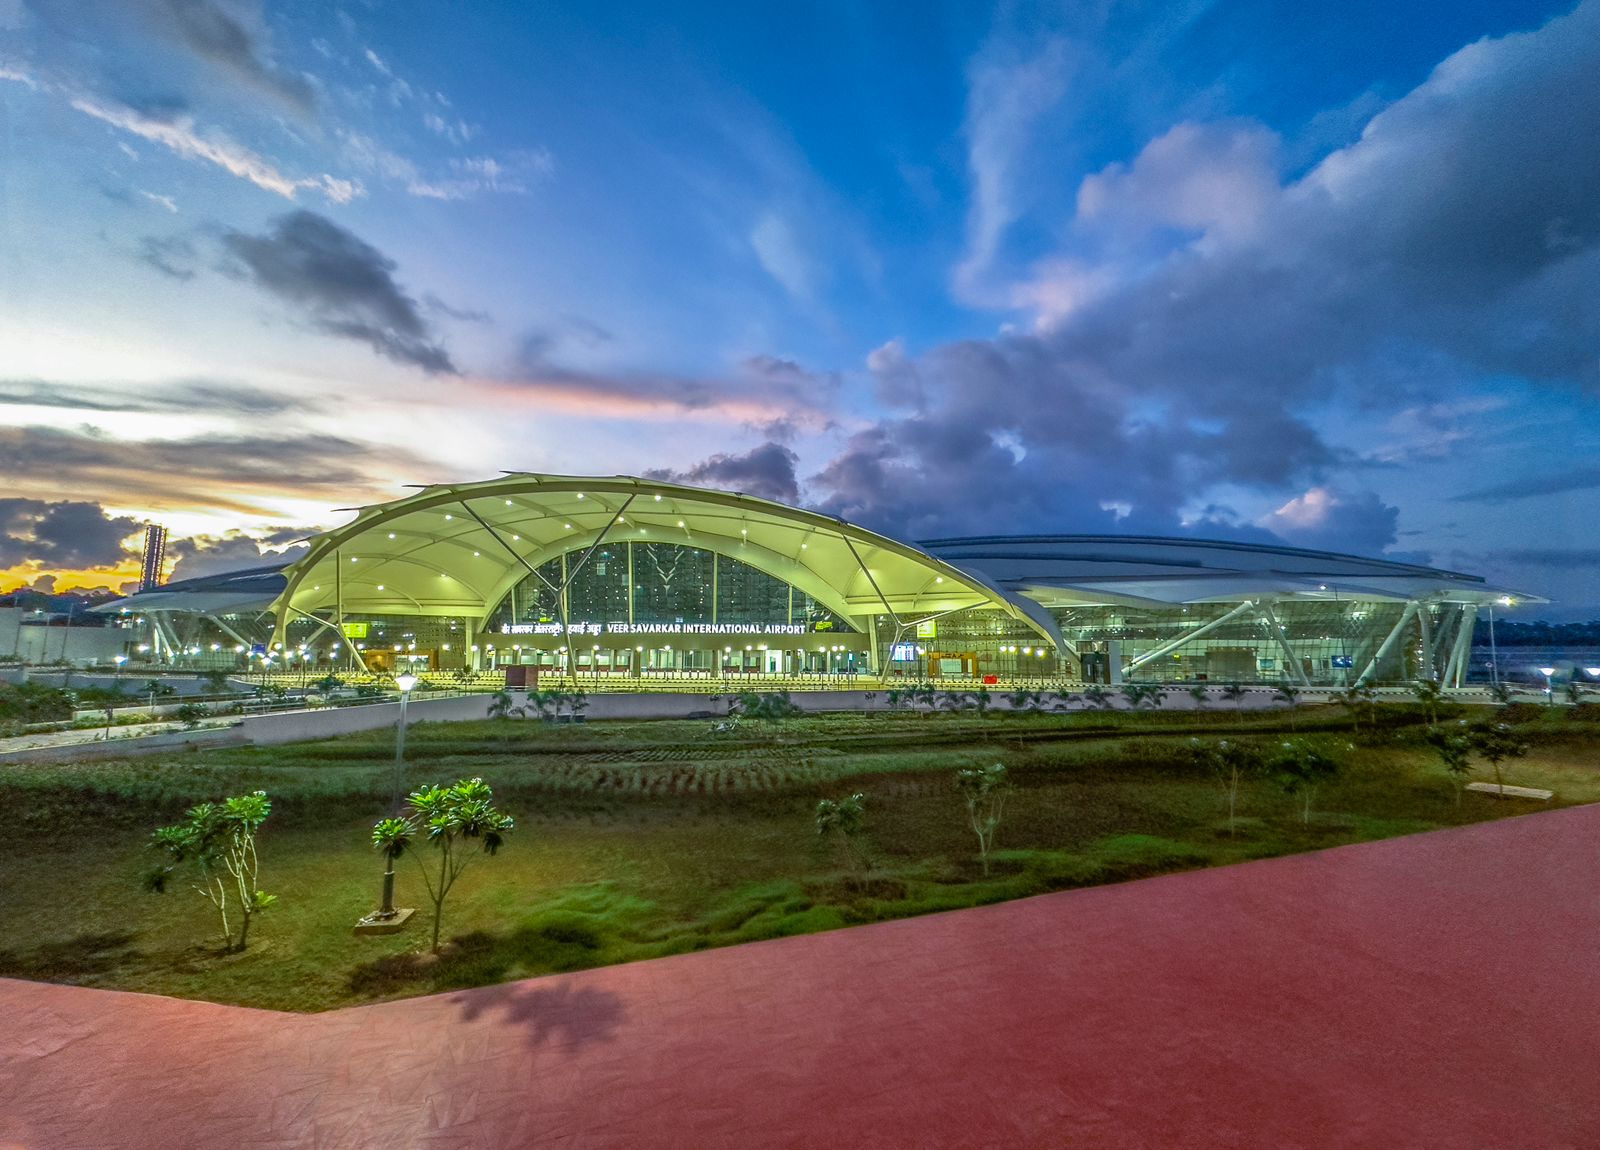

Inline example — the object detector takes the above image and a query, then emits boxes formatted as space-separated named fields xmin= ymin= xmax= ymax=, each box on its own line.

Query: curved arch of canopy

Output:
xmin=270 ymin=474 xmax=1056 ymax=649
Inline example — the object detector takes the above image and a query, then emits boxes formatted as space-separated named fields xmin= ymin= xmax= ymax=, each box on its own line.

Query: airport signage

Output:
xmin=500 ymin=621 xmax=810 ymax=637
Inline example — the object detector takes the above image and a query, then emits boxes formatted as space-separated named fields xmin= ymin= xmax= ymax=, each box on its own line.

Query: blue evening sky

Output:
xmin=1 ymin=0 xmax=1596 ymax=617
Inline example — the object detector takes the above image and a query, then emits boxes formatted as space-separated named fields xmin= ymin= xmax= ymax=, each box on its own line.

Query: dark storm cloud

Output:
xmin=0 ymin=499 xmax=143 ymax=570
xmin=0 ymin=425 xmax=427 ymax=513
xmin=811 ymin=3 xmax=1600 ymax=555
xmin=222 ymin=211 xmax=457 ymax=374
xmin=1260 ymin=489 xmax=1402 ymax=557
xmin=166 ymin=529 xmax=310 ymax=582
xmin=645 ymin=443 xmax=802 ymax=505
xmin=1452 ymin=467 xmax=1600 ymax=503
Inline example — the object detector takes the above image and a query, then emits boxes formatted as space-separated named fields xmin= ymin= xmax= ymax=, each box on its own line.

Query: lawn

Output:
xmin=2 ymin=702 xmax=1597 ymax=1012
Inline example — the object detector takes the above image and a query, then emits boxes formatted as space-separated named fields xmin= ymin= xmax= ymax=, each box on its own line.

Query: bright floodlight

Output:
xmin=395 ymin=673 xmax=419 ymax=692
xmin=1538 ymin=667 xmax=1556 ymax=677
xmin=1586 ymin=667 xmax=1600 ymax=677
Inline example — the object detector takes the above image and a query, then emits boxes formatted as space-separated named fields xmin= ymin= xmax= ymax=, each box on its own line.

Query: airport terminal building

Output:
xmin=104 ymin=474 xmax=1529 ymax=687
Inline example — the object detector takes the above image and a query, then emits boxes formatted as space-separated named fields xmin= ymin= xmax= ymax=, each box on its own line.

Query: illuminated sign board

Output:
xmin=915 ymin=620 xmax=938 ymax=639
xmin=889 ymin=643 xmax=919 ymax=662
xmin=500 ymin=621 xmax=810 ymax=637
xmin=341 ymin=622 xmax=369 ymax=638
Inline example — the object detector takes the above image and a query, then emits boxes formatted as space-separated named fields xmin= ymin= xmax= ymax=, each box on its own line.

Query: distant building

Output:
xmin=95 ymin=474 xmax=1536 ymax=685
xmin=139 ymin=525 xmax=167 ymax=592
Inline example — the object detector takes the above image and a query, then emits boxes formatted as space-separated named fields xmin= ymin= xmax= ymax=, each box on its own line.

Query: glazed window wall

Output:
xmin=1052 ymin=601 xmax=1413 ymax=684
xmin=488 ymin=543 xmax=854 ymax=632
xmin=873 ymin=608 xmax=1059 ymax=680
xmin=336 ymin=613 xmax=473 ymax=670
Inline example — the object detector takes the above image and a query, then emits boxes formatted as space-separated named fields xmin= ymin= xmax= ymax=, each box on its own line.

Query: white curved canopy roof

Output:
xmin=922 ymin=535 xmax=1539 ymax=607
xmin=271 ymin=474 xmax=1051 ymax=640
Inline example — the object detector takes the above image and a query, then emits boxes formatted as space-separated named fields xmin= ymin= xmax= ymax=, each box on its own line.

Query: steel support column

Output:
xmin=1356 ymin=601 xmax=1418 ymax=685
xmin=1123 ymin=600 xmax=1259 ymax=675
xmin=1259 ymin=601 xmax=1312 ymax=686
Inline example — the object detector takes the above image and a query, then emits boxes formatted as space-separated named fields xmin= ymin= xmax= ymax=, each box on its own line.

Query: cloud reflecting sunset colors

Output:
xmin=2 ymin=1 xmax=1597 ymax=615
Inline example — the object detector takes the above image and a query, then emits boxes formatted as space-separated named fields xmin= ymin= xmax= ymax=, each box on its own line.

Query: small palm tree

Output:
xmin=1273 ymin=683 xmax=1302 ymax=729
xmin=1220 ymin=682 xmax=1247 ymax=712
xmin=1188 ymin=684 xmax=1210 ymax=708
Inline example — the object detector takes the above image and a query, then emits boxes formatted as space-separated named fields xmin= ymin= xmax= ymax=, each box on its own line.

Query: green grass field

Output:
xmin=2 ymin=702 xmax=1596 ymax=1012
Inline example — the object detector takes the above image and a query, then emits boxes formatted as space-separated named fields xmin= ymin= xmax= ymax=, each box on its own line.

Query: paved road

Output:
xmin=4 ymin=804 xmax=1596 ymax=1148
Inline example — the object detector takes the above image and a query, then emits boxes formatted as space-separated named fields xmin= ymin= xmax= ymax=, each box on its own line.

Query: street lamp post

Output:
xmin=1538 ymin=666 xmax=1556 ymax=704
xmin=391 ymin=672 xmax=419 ymax=811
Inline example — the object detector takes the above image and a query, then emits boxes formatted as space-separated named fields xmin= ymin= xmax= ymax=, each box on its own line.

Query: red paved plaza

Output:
xmin=4 ymin=805 xmax=1597 ymax=1149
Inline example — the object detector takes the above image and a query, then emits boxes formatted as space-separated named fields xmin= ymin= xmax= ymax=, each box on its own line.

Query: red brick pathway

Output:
xmin=4 ymin=806 xmax=1598 ymax=1149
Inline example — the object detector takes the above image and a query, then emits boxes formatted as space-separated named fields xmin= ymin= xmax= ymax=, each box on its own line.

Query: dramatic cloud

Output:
xmin=0 ymin=425 xmax=428 ymax=513
xmin=153 ymin=0 xmax=315 ymax=112
xmin=956 ymin=35 xmax=1072 ymax=300
xmin=645 ymin=442 xmax=801 ymax=505
xmin=1258 ymin=488 xmax=1401 ymax=556
xmin=0 ymin=499 xmax=143 ymax=570
xmin=222 ymin=211 xmax=457 ymax=374
xmin=25 ymin=0 xmax=313 ymax=112
xmin=813 ymin=2 xmax=1600 ymax=555
xmin=482 ymin=341 xmax=835 ymax=428
xmin=166 ymin=528 xmax=310 ymax=582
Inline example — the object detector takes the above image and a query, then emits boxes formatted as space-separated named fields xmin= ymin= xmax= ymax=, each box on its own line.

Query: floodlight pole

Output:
xmin=391 ymin=673 xmax=418 ymax=812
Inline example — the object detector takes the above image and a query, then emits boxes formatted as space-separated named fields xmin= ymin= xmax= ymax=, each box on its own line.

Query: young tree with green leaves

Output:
xmin=1188 ymin=684 xmax=1211 ymax=708
xmin=1486 ymin=681 xmax=1513 ymax=707
xmin=956 ymin=763 xmax=1011 ymax=876
xmin=175 ymin=702 xmax=208 ymax=729
xmin=143 ymin=679 xmax=176 ymax=714
xmin=1220 ymin=682 xmax=1247 ymax=712
xmin=1467 ymin=722 xmax=1528 ymax=795
xmin=1190 ymin=738 xmax=1262 ymax=836
xmin=146 ymin=792 xmax=276 ymax=951
xmin=1337 ymin=684 xmax=1378 ymax=731
xmin=1269 ymin=741 xmax=1341 ymax=824
xmin=1410 ymin=679 xmax=1444 ymax=725
xmin=815 ymin=792 xmax=869 ymax=870
xmin=1423 ymin=727 xmax=1474 ymax=804
xmin=375 ymin=777 xmax=515 ymax=952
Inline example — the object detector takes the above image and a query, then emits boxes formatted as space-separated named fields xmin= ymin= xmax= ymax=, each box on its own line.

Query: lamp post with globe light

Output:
xmin=1538 ymin=666 xmax=1556 ymax=704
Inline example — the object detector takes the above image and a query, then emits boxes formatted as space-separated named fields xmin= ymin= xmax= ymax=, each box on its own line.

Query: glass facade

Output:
xmin=1050 ymin=600 xmax=1451 ymax=685
xmin=487 ymin=543 xmax=854 ymax=633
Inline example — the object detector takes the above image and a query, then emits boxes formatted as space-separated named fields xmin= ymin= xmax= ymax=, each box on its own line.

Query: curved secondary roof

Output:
xmin=921 ymin=535 xmax=1537 ymax=608
xmin=99 ymin=483 xmax=1538 ymax=627
xmin=268 ymin=474 xmax=1046 ymax=640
